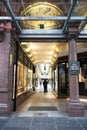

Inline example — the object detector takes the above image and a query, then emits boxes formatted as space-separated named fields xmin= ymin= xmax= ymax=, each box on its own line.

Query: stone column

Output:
xmin=66 ymin=27 xmax=84 ymax=116
xmin=0 ymin=22 xmax=14 ymax=116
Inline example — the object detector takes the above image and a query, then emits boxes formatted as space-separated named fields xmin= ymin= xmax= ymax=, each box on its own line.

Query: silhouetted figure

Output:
xmin=43 ymin=79 xmax=48 ymax=92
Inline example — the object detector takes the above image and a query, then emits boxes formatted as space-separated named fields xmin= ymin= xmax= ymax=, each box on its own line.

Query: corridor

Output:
xmin=1 ymin=0 xmax=87 ymax=118
xmin=16 ymin=90 xmax=68 ymax=117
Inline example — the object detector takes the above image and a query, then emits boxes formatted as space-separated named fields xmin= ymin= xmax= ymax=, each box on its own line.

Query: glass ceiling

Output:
xmin=1 ymin=0 xmax=87 ymax=67
xmin=0 ymin=0 xmax=87 ymax=32
xmin=0 ymin=0 xmax=87 ymax=38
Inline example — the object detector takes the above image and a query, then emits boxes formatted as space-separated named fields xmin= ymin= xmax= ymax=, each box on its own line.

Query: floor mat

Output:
xmin=28 ymin=106 xmax=58 ymax=111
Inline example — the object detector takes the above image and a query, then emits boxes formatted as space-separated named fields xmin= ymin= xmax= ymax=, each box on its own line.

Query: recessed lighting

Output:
xmin=21 ymin=42 xmax=27 ymax=45
xmin=26 ymin=48 xmax=31 ymax=52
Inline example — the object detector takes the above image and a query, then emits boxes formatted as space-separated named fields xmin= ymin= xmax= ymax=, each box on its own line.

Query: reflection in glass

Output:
xmin=58 ymin=63 xmax=66 ymax=94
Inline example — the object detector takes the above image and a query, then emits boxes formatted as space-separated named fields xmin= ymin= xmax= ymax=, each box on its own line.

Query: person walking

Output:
xmin=43 ymin=79 xmax=48 ymax=92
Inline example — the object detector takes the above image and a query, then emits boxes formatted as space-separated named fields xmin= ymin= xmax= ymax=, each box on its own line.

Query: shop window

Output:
xmin=27 ymin=69 xmax=33 ymax=89
xmin=17 ymin=62 xmax=24 ymax=95
xmin=17 ymin=62 xmax=33 ymax=96
xmin=58 ymin=63 xmax=66 ymax=94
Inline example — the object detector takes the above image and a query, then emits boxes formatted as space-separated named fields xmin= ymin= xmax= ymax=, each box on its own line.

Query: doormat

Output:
xmin=33 ymin=112 xmax=48 ymax=117
xmin=28 ymin=106 xmax=58 ymax=111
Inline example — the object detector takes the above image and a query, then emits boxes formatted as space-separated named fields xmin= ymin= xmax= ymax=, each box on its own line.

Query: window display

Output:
xmin=27 ymin=69 xmax=33 ymax=89
xmin=17 ymin=62 xmax=33 ymax=96
xmin=82 ymin=64 xmax=87 ymax=78
xmin=17 ymin=62 xmax=24 ymax=95
xmin=24 ymin=65 xmax=27 ymax=90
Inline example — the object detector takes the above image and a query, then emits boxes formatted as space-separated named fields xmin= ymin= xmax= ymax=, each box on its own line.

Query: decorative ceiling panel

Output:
xmin=75 ymin=5 xmax=87 ymax=16
xmin=20 ymin=2 xmax=64 ymax=29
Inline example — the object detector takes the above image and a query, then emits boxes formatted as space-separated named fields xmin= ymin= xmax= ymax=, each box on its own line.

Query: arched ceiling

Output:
xmin=20 ymin=42 xmax=60 ymax=65
xmin=20 ymin=41 xmax=87 ymax=67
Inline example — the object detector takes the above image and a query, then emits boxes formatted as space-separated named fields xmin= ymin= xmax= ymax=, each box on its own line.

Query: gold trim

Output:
xmin=21 ymin=2 xmax=64 ymax=29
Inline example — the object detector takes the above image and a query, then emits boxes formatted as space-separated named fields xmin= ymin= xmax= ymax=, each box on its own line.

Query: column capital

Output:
xmin=0 ymin=22 xmax=12 ymax=32
xmin=11 ymin=27 xmax=19 ymax=42
xmin=67 ymin=22 xmax=79 ymax=40
xmin=68 ymin=28 xmax=78 ymax=39
xmin=0 ymin=22 xmax=5 ymax=32
xmin=5 ymin=22 xmax=12 ymax=31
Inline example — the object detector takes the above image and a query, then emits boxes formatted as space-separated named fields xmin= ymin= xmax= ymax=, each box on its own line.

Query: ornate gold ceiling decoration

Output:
xmin=75 ymin=5 xmax=87 ymax=16
xmin=21 ymin=2 xmax=64 ymax=29
xmin=75 ymin=5 xmax=87 ymax=30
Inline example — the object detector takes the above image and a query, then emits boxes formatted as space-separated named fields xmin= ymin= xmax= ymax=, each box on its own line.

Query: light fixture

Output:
xmin=26 ymin=48 xmax=31 ymax=52
xmin=21 ymin=42 xmax=27 ymax=45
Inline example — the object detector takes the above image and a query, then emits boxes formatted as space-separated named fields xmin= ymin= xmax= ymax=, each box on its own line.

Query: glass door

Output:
xmin=58 ymin=63 xmax=66 ymax=95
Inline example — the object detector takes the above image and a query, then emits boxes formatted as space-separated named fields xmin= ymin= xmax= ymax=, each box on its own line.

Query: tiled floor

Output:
xmin=1 ymin=116 xmax=87 ymax=130
xmin=16 ymin=90 xmax=87 ymax=117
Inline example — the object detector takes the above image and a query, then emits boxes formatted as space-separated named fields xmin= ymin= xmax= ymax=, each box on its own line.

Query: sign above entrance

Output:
xmin=69 ymin=61 xmax=80 ymax=75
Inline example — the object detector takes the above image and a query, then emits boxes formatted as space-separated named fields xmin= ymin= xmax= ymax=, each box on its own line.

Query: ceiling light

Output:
xmin=29 ymin=54 xmax=33 ymax=57
xmin=48 ymin=52 xmax=54 ymax=54
xmin=26 ymin=48 xmax=31 ymax=52
xmin=21 ymin=42 xmax=27 ymax=45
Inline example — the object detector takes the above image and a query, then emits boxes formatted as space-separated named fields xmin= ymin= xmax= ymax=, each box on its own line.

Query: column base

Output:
xmin=0 ymin=103 xmax=12 ymax=116
xmin=66 ymin=101 xmax=84 ymax=117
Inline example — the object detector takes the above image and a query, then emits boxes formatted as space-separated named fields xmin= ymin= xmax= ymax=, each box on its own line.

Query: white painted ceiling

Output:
xmin=21 ymin=42 xmax=59 ymax=66
xmin=20 ymin=41 xmax=87 ymax=75
xmin=21 ymin=42 xmax=60 ymax=75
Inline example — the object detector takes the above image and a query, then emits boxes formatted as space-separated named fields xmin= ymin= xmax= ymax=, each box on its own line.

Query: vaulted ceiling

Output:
xmin=20 ymin=42 xmax=60 ymax=65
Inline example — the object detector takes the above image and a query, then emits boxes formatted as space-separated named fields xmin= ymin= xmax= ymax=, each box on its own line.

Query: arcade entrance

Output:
xmin=0 ymin=0 xmax=87 ymax=116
